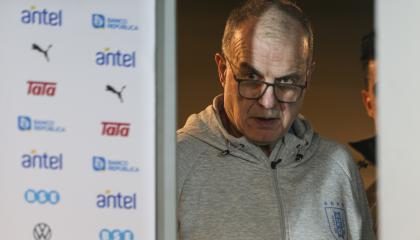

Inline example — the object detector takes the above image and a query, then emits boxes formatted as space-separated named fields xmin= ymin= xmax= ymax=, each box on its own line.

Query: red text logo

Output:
xmin=27 ymin=81 xmax=57 ymax=96
xmin=101 ymin=122 xmax=130 ymax=137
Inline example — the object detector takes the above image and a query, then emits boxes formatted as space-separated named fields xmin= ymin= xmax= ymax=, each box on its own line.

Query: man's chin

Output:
xmin=245 ymin=135 xmax=282 ymax=147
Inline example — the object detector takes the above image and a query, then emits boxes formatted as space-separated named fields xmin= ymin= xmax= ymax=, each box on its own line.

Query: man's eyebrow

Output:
xmin=274 ymin=73 xmax=301 ymax=83
xmin=238 ymin=62 xmax=264 ymax=77
xmin=238 ymin=61 xmax=303 ymax=82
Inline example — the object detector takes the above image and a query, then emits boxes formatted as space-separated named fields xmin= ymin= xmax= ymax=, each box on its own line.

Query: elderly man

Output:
xmin=177 ymin=0 xmax=375 ymax=239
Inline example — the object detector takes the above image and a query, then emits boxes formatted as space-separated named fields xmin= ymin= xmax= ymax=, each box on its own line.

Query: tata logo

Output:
xmin=99 ymin=229 xmax=134 ymax=240
xmin=27 ymin=81 xmax=57 ymax=96
xmin=24 ymin=189 xmax=60 ymax=205
xmin=96 ymin=190 xmax=137 ymax=210
xmin=92 ymin=13 xmax=138 ymax=31
xmin=33 ymin=223 xmax=52 ymax=240
xmin=95 ymin=48 xmax=136 ymax=68
xmin=22 ymin=150 xmax=63 ymax=170
xmin=93 ymin=156 xmax=139 ymax=173
xmin=18 ymin=115 xmax=65 ymax=133
xmin=21 ymin=6 xmax=62 ymax=27
xmin=101 ymin=121 xmax=130 ymax=137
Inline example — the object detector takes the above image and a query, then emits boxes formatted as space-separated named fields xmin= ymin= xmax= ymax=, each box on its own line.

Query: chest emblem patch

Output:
xmin=324 ymin=201 xmax=348 ymax=240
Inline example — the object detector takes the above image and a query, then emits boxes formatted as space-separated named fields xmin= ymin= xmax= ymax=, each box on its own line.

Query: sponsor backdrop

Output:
xmin=0 ymin=1 xmax=156 ymax=239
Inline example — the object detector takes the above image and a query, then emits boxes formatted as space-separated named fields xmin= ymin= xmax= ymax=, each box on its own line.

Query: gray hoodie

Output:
xmin=177 ymin=96 xmax=375 ymax=240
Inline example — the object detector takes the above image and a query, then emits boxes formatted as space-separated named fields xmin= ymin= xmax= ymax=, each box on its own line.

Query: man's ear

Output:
xmin=361 ymin=89 xmax=375 ymax=118
xmin=215 ymin=53 xmax=227 ymax=87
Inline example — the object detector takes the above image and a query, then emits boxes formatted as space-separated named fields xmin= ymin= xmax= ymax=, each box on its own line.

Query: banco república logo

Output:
xmin=95 ymin=48 xmax=136 ymax=68
xmin=33 ymin=223 xmax=52 ymax=240
xmin=22 ymin=150 xmax=63 ymax=170
xmin=93 ymin=156 xmax=139 ymax=173
xmin=92 ymin=13 xmax=138 ymax=31
xmin=21 ymin=6 xmax=62 ymax=27
xmin=18 ymin=115 xmax=65 ymax=133
xmin=96 ymin=190 xmax=137 ymax=210
xmin=25 ymin=189 xmax=60 ymax=205
xmin=99 ymin=229 xmax=134 ymax=240
xmin=27 ymin=81 xmax=56 ymax=96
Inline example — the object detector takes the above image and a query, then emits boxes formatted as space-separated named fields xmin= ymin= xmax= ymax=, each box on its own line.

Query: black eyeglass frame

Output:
xmin=223 ymin=55 xmax=308 ymax=104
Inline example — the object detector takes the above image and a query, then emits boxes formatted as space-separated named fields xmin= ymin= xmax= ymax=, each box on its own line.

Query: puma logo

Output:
xmin=106 ymin=85 xmax=126 ymax=103
xmin=32 ymin=43 xmax=52 ymax=62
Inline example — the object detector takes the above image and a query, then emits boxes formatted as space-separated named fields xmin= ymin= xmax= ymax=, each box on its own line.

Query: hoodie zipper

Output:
xmin=271 ymin=165 xmax=287 ymax=240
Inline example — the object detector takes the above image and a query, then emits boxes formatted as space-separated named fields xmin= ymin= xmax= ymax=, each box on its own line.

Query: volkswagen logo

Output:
xmin=99 ymin=229 xmax=134 ymax=240
xmin=33 ymin=223 xmax=52 ymax=240
xmin=24 ymin=189 xmax=60 ymax=205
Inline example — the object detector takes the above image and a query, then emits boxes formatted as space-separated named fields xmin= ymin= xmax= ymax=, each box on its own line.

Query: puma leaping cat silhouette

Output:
xmin=32 ymin=43 xmax=52 ymax=62
xmin=106 ymin=85 xmax=126 ymax=103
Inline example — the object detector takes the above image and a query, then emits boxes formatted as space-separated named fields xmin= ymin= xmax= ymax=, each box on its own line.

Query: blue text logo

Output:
xmin=93 ymin=156 xmax=139 ymax=173
xmin=21 ymin=6 xmax=62 ymax=26
xmin=24 ymin=189 xmax=60 ymax=205
xmin=96 ymin=48 xmax=136 ymax=68
xmin=22 ymin=150 xmax=63 ymax=170
xmin=18 ymin=115 xmax=65 ymax=133
xmin=92 ymin=13 xmax=138 ymax=31
xmin=99 ymin=229 xmax=134 ymax=240
xmin=96 ymin=190 xmax=137 ymax=210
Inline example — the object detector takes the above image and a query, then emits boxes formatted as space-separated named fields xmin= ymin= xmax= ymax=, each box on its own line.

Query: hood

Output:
xmin=178 ymin=95 xmax=320 ymax=168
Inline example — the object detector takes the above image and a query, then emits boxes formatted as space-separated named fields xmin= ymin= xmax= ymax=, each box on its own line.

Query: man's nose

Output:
xmin=258 ymin=85 xmax=276 ymax=109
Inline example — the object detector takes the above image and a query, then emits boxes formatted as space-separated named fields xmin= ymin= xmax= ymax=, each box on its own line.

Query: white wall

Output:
xmin=378 ymin=1 xmax=420 ymax=239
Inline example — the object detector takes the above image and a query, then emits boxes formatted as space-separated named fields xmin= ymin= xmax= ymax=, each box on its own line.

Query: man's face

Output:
xmin=215 ymin=11 xmax=311 ymax=146
xmin=362 ymin=60 xmax=377 ymax=124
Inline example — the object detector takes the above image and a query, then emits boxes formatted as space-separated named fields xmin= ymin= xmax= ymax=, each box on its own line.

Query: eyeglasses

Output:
xmin=224 ymin=56 xmax=307 ymax=103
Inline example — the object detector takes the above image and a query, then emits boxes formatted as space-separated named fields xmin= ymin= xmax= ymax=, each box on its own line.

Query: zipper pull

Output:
xmin=271 ymin=158 xmax=282 ymax=169
xmin=295 ymin=144 xmax=304 ymax=162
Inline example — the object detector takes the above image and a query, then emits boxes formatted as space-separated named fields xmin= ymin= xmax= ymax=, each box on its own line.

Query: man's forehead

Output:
xmin=228 ymin=11 xmax=308 ymax=61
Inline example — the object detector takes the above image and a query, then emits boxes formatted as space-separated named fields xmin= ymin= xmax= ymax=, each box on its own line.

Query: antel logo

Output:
xmin=21 ymin=6 xmax=62 ymax=27
xmin=24 ymin=189 xmax=60 ymax=205
xmin=22 ymin=150 xmax=63 ymax=170
xmin=18 ymin=115 xmax=65 ymax=133
xmin=27 ymin=81 xmax=57 ymax=96
xmin=93 ymin=156 xmax=139 ymax=173
xmin=95 ymin=48 xmax=136 ymax=68
xmin=96 ymin=190 xmax=137 ymax=210
xmin=99 ymin=229 xmax=134 ymax=240
xmin=92 ymin=13 xmax=138 ymax=31
xmin=101 ymin=122 xmax=130 ymax=137
xmin=33 ymin=223 xmax=52 ymax=240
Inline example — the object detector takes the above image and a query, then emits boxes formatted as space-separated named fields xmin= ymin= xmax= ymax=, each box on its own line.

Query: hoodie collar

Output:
xmin=179 ymin=94 xmax=319 ymax=168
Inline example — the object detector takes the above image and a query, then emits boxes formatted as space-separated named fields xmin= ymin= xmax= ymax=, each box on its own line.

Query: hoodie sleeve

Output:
xmin=353 ymin=164 xmax=377 ymax=239
xmin=176 ymin=131 xmax=195 ymax=199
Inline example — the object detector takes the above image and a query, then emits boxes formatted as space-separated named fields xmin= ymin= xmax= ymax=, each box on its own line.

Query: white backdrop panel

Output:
xmin=0 ymin=1 xmax=156 ymax=239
